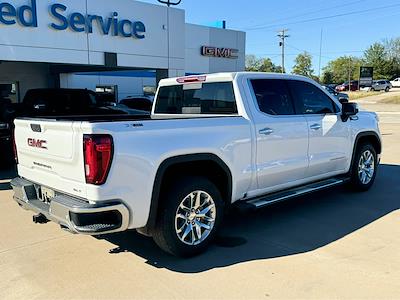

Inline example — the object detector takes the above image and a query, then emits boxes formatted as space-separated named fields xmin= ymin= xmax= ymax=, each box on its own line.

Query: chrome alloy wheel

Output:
xmin=175 ymin=190 xmax=216 ymax=246
xmin=358 ymin=150 xmax=375 ymax=185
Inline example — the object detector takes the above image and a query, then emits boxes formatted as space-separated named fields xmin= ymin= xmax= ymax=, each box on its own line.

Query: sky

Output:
xmin=139 ymin=0 xmax=400 ymax=74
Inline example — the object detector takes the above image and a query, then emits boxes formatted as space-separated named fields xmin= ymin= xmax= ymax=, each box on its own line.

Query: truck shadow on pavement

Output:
xmin=0 ymin=182 xmax=12 ymax=191
xmin=102 ymin=164 xmax=399 ymax=273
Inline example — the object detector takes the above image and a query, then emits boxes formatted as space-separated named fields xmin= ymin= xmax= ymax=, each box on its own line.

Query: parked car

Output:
xmin=119 ymin=96 xmax=153 ymax=112
xmin=0 ymin=120 xmax=13 ymax=166
xmin=336 ymin=80 xmax=359 ymax=92
xmin=11 ymin=73 xmax=381 ymax=257
xmin=370 ymin=80 xmax=392 ymax=92
xmin=322 ymin=85 xmax=349 ymax=102
xmin=0 ymin=97 xmax=18 ymax=167
xmin=390 ymin=77 xmax=400 ymax=88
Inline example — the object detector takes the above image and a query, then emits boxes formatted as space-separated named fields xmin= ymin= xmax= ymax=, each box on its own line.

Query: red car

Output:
xmin=336 ymin=81 xmax=359 ymax=92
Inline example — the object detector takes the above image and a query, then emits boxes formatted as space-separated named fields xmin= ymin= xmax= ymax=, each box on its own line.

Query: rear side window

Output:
xmin=250 ymin=79 xmax=295 ymax=115
xmin=155 ymin=82 xmax=237 ymax=115
xmin=288 ymin=81 xmax=339 ymax=114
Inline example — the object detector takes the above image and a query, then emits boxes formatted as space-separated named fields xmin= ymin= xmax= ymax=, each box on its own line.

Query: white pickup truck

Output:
xmin=11 ymin=72 xmax=382 ymax=257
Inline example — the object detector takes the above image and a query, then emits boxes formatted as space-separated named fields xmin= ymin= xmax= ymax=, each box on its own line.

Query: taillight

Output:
xmin=12 ymin=129 xmax=18 ymax=164
xmin=83 ymin=135 xmax=113 ymax=185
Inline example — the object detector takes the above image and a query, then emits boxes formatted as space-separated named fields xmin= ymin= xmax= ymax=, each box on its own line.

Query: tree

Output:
xmin=323 ymin=56 xmax=362 ymax=84
xmin=321 ymin=71 xmax=334 ymax=84
xmin=259 ymin=58 xmax=282 ymax=73
xmin=363 ymin=42 xmax=391 ymax=79
xmin=292 ymin=52 xmax=314 ymax=77
xmin=245 ymin=55 xmax=282 ymax=73
xmin=245 ymin=55 xmax=261 ymax=72
xmin=383 ymin=38 xmax=400 ymax=79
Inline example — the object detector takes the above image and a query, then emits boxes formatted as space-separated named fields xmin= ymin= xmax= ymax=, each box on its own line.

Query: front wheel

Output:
xmin=349 ymin=143 xmax=378 ymax=192
xmin=385 ymin=87 xmax=390 ymax=92
xmin=153 ymin=176 xmax=224 ymax=257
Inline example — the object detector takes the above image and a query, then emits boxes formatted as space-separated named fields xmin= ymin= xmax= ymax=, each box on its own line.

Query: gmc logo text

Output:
xmin=27 ymin=138 xmax=47 ymax=149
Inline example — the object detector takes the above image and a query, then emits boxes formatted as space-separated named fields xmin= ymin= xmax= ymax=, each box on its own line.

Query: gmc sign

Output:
xmin=28 ymin=138 xmax=47 ymax=149
xmin=201 ymin=46 xmax=238 ymax=59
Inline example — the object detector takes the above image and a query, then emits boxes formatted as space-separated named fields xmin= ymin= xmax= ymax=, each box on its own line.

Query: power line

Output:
xmin=245 ymin=3 xmax=400 ymax=31
xmin=243 ymin=0 xmax=365 ymax=31
xmin=286 ymin=44 xmax=335 ymax=60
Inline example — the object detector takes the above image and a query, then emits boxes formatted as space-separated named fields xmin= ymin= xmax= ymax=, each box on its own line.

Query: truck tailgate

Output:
xmin=14 ymin=118 xmax=87 ymax=199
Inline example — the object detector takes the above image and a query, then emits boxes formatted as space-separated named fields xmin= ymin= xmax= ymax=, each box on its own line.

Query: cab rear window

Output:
xmin=154 ymin=82 xmax=237 ymax=115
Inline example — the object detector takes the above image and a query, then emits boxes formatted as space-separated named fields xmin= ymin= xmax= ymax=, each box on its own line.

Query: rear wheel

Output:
xmin=370 ymin=88 xmax=375 ymax=91
xmin=349 ymin=143 xmax=377 ymax=192
xmin=385 ymin=87 xmax=390 ymax=92
xmin=153 ymin=176 xmax=224 ymax=257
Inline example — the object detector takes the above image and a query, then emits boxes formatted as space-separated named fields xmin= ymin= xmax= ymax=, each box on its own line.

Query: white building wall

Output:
xmin=0 ymin=0 xmax=186 ymax=73
xmin=0 ymin=1 xmax=245 ymax=98
xmin=185 ymin=24 xmax=246 ymax=74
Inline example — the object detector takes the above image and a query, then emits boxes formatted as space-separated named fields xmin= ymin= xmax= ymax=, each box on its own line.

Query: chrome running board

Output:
xmin=239 ymin=177 xmax=348 ymax=210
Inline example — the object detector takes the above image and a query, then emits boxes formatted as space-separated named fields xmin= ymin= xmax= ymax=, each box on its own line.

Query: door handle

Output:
xmin=259 ymin=128 xmax=274 ymax=135
xmin=310 ymin=124 xmax=322 ymax=131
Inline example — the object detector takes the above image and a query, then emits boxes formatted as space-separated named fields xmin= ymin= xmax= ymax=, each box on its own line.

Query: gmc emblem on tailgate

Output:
xmin=27 ymin=138 xmax=47 ymax=149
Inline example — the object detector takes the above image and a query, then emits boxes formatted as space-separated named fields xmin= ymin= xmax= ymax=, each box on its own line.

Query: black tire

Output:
xmin=152 ymin=176 xmax=224 ymax=257
xmin=349 ymin=143 xmax=378 ymax=192
xmin=370 ymin=88 xmax=375 ymax=91
xmin=385 ymin=87 xmax=390 ymax=92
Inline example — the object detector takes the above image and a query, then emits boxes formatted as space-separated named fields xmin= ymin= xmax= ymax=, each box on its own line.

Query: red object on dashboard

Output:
xmin=83 ymin=135 xmax=113 ymax=185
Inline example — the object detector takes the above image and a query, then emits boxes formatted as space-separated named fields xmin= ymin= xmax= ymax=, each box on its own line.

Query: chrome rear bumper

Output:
xmin=11 ymin=177 xmax=130 ymax=235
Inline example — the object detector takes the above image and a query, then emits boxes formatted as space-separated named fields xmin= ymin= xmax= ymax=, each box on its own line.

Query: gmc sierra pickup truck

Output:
xmin=11 ymin=72 xmax=382 ymax=257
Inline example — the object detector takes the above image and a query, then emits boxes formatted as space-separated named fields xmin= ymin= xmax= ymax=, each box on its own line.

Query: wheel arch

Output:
xmin=349 ymin=131 xmax=382 ymax=171
xmin=144 ymin=153 xmax=233 ymax=233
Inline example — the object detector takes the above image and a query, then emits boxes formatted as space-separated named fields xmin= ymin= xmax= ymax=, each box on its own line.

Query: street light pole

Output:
xmin=156 ymin=0 xmax=182 ymax=79
xmin=157 ymin=0 xmax=182 ymax=7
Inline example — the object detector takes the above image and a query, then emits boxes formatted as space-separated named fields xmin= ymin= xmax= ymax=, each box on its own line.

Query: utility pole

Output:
xmin=348 ymin=57 xmax=352 ymax=92
xmin=318 ymin=28 xmax=323 ymax=79
xmin=278 ymin=29 xmax=289 ymax=73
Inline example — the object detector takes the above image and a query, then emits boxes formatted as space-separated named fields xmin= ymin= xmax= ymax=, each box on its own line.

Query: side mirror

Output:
xmin=339 ymin=97 xmax=349 ymax=104
xmin=341 ymin=102 xmax=358 ymax=122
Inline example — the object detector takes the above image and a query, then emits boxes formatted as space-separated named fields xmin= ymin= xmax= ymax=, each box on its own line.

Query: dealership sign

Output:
xmin=0 ymin=0 xmax=146 ymax=39
xmin=359 ymin=66 xmax=374 ymax=88
xmin=201 ymin=46 xmax=238 ymax=59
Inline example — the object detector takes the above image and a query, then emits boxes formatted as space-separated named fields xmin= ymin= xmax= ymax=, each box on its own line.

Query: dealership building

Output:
xmin=0 ymin=0 xmax=246 ymax=102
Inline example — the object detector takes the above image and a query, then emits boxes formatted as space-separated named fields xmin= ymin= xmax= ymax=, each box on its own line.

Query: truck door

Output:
xmin=250 ymin=79 xmax=309 ymax=191
xmin=287 ymin=80 xmax=352 ymax=178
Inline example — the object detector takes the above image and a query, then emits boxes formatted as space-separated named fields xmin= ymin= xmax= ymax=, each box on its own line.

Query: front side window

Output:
xmin=155 ymin=82 xmax=237 ymax=115
xmin=250 ymin=79 xmax=295 ymax=115
xmin=288 ymin=81 xmax=339 ymax=115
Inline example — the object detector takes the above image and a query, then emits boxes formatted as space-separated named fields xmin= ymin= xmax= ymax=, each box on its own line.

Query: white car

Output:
xmin=390 ymin=78 xmax=400 ymax=88
xmin=11 ymin=72 xmax=382 ymax=257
